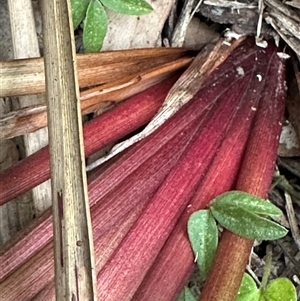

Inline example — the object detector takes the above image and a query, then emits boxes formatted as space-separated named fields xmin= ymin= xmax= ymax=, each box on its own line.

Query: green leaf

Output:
xmin=100 ymin=0 xmax=153 ymax=15
xmin=211 ymin=191 xmax=283 ymax=217
xmin=187 ymin=210 xmax=218 ymax=280
xmin=210 ymin=205 xmax=288 ymax=240
xmin=83 ymin=0 xmax=108 ymax=52
xmin=71 ymin=0 xmax=90 ymax=29
xmin=177 ymin=287 xmax=197 ymax=301
xmin=236 ymin=273 xmax=260 ymax=301
xmin=259 ymin=278 xmax=297 ymax=301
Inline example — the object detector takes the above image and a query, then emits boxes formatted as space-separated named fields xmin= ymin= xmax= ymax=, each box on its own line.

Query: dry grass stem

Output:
xmin=7 ymin=0 xmax=52 ymax=224
xmin=285 ymin=192 xmax=300 ymax=251
xmin=42 ymin=0 xmax=96 ymax=299
xmin=0 ymin=48 xmax=190 ymax=97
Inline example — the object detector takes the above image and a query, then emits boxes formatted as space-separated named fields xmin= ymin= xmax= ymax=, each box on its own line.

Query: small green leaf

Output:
xmin=83 ymin=0 xmax=108 ymax=52
xmin=71 ymin=0 xmax=90 ymax=29
xmin=177 ymin=287 xmax=197 ymax=301
xmin=187 ymin=210 xmax=218 ymax=280
xmin=236 ymin=273 xmax=260 ymax=301
xmin=210 ymin=205 xmax=288 ymax=240
xmin=259 ymin=278 xmax=297 ymax=301
xmin=211 ymin=191 xmax=283 ymax=217
xmin=100 ymin=0 xmax=153 ymax=15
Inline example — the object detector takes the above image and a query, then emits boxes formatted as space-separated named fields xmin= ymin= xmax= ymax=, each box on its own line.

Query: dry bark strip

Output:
xmin=8 ymin=0 xmax=52 ymax=230
xmin=0 ymin=48 xmax=189 ymax=97
xmin=0 ymin=56 xmax=192 ymax=139
xmin=41 ymin=0 xmax=96 ymax=299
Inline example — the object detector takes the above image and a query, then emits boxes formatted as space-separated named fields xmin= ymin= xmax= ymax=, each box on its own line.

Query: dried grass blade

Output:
xmin=42 ymin=0 xmax=96 ymax=299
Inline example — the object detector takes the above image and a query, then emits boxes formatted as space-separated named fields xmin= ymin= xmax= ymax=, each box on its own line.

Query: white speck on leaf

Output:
xmin=280 ymin=124 xmax=300 ymax=149
xmin=277 ymin=52 xmax=290 ymax=60
xmin=194 ymin=252 xmax=198 ymax=262
xmin=236 ymin=66 xmax=245 ymax=77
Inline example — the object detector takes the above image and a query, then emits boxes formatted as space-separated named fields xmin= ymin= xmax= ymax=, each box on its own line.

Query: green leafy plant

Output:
xmin=237 ymin=274 xmax=297 ymax=301
xmin=71 ymin=0 xmax=153 ymax=52
xmin=236 ymin=243 xmax=297 ymax=301
xmin=209 ymin=191 xmax=288 ymax=240
xmin=178 ymin=287 xmax=197 ymax=301
xmin=182 ymin=190 xmax=296 ymax=300
xmin=187 ymin=210 xmax=218 ymax=280
xmin=187 ymin=191 xmax=287 ymax=280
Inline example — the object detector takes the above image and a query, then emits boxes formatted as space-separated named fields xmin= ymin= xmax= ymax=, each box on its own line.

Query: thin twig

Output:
xmin=260 ymin=244 xmax=273 ymax=290
xmin=203 ymin=0 xmax=257 ymax=8
xmin=171 ymin=0 xmax=196 ymax=47
xmin=256 ymin=0 xmax=264 ymax=41
xmin=246 ymin=265 xmax=261 ymax=286
xmin=285 ymin=192 xmax=300 ymax=252
xmin=276 ymin=240 xmax=300 ymax=274
xmin=188 ymin=0 xmax=204 ymax=24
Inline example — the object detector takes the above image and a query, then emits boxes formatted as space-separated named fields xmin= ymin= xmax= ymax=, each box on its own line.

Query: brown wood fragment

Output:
xmin=42 ymin=0 xmax=96 ymax=299
xmin=0 ymin=57 xmax=192 ymax=139
xmin=0 ymin=48 xmax=191 ymax=97
xmin=7 ymin=0 xmax=52 ymax=237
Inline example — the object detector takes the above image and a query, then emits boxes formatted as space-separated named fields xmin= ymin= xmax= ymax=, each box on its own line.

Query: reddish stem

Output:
xmin=1 ymin=39 xmax=285 ymax=301
xmin=0 ymin=76 xmax=178 ymax=205
xmin=96 ymin=70 xmax=249 ymax=300
xmin=0 ymin=48 xmax=245 ymax=282
xmin=132 ymin=38 xmax=268 ymax=301
xmin=199 ymin=40 xmax=286 ymax=301
xmin=0 ymin=66 xmax=225 ymax=299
